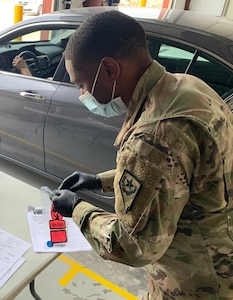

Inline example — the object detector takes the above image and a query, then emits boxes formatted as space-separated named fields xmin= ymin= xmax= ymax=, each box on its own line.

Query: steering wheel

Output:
xmin=18 ymin=50 xmax=41 ymax=76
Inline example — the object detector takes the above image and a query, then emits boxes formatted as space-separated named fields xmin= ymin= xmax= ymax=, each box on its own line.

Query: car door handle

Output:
xmin=20 ymin=91 xmax=46 ymax=101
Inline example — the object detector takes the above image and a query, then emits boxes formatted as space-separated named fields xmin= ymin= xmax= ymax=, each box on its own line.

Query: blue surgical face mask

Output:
xmin=79 ymin=92 xmax=127 ymax=117
xmin=79 ymin=63 xmax=127 ymax=118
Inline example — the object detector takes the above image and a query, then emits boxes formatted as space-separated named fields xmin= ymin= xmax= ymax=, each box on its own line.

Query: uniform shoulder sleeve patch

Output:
xmin=119 ymin=170 xmax=141 ymax=213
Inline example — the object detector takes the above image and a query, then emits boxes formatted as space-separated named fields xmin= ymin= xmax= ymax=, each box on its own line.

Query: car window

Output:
xmin=146 ymin=37 xmax=233 ymax=99
xmin=11 ymin=28 xmax=74 ymax=45
xmin=147 ymin=38 xmax=196 ymax=73
xmin=158 ymin=44 xmax=195 ymax=72
xmin=0 ymin=28 xmax=75 ymax=79
xmin=187 ymin=54 xmax=233 ymax=99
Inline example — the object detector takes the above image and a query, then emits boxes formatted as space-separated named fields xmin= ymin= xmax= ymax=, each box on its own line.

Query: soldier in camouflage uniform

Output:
xmin=52 ymin=11 xmax=233 ymax=299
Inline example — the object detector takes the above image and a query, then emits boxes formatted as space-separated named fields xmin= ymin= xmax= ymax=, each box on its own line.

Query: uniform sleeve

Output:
xmin=98 ymin=169 xmax=116 ymax=192
xmin=72 ymin=121 xmax=196 ymax=267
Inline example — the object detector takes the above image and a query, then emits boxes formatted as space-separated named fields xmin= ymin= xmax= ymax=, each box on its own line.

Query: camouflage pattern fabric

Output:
xmin=73 ymin=61 xmax=233 ymax=299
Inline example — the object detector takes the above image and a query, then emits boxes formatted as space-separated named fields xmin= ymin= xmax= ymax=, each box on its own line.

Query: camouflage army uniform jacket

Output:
xmin=72 ymin=60 xmax=233 ymax=299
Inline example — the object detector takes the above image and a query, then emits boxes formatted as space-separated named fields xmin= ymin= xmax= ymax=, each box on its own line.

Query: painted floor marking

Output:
xmin=58 ymin=254 xmax=138 ymax=299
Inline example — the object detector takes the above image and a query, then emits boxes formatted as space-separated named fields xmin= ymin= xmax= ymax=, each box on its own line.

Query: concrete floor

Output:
xmin=1 ymin=158 xmax=147 ymax=300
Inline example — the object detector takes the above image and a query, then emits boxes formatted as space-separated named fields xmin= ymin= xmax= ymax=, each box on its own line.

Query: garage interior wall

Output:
xmin=54 ymin=0 xmax=233 ymax=18
xmin=172 ymin=0 xmax=186 ymax=10
xmin=223 ymin=0 xmax=233 ymax=18
xmin=173 ymin=0 xmax=233 ymax=18
xmin=189 ymin=0 xmax=226 ymax=16
xmin=173 ymin=0 xmax=225 ymax=15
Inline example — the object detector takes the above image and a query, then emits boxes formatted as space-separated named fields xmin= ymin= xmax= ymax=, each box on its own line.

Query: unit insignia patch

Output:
xmin=119 ymin=170 xmax=141 ymax=213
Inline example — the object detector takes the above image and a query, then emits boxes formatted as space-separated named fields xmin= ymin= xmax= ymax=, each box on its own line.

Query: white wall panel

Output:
xmin=172 ymin=0 xmax=186 ymax=10
xmin=189 ymin=0 xmax=226 ymax=16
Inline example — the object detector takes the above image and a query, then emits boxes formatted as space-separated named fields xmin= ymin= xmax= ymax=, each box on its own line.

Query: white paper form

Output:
xmin=0 ymin=257 xmax=26 ymax=288
xmin=0 ymin=229 xmax=31 ymax=280
xmin=27 ymin=206 xmax=92 ymax=252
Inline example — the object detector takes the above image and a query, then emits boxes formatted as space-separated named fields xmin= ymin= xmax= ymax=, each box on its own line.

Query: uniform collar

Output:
xmin=114 ymin=61 xmax=165 ymax=147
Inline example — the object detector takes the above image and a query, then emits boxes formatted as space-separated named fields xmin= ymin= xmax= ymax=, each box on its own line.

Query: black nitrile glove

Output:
xmin=51 ymin=189 xmax=82 ymax=217
xmin=58 ymin=171 xmax=102 ymax=192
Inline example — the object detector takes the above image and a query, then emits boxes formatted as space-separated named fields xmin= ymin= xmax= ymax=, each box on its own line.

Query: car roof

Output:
xmin=1 ymin=7 xmax=233 ymax=65
xmin=2 ymin=6 xmax=233 ymax=41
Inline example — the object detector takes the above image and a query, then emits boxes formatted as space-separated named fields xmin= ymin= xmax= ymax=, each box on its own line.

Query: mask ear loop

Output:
xmin=111 ymin=80 xmax=116 ymax=102
xmin=91 ymin=63 xmax=102 ymax=95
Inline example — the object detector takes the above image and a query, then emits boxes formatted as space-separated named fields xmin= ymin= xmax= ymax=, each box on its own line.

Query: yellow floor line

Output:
xmin=58 ymin=254 xmax=138 ymax=300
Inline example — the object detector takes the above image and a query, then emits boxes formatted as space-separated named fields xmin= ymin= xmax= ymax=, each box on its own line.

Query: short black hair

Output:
xmin=65 ymin=10 xmax=147 ymax=70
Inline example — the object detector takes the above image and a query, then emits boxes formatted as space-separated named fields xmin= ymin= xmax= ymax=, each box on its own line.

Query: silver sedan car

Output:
xmin=0 ymin=7 xmax=232 ymax=208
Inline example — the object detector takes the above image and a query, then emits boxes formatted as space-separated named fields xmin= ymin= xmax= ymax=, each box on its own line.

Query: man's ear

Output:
xmin=101 ymin=57 xmax=120 ymax=80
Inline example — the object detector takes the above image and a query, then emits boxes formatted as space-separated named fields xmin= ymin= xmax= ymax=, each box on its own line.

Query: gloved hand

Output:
xmin=51 ymin=190 xmax=82 ymax=217
xmin=58 ymin=171 xmax=102 ymax=192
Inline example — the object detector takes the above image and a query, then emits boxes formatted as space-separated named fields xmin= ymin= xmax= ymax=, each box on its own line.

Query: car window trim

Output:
xmin=145 ymin=31 xmax=233 ymax=70
xmin=0 ymin=22 xmax=80 ymax=45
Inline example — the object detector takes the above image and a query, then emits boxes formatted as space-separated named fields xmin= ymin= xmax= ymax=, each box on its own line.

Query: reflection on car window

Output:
xmin=147 ymin=38 xmax=196 ymax=73
xmin=146 ymin=37 xmax=233 ymax=100
xmin=159 ymin=45 xmax=193 ymax=59
xmin=157 ymin=44 xmax=195 ymax=73
xmin=18 ymin=30 xmax=47 ymax=42
xmin=11 ymin=29 xmax=74 ymax=43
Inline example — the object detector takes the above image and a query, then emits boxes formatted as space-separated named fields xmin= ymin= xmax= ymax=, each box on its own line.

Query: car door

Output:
xmin=43 ymin=58 xmax=124 ymax=181
xmin=0 ymin=71 xmax=59 ymax=171
xmin=0 ymin=23 xmax=77 ymax=172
